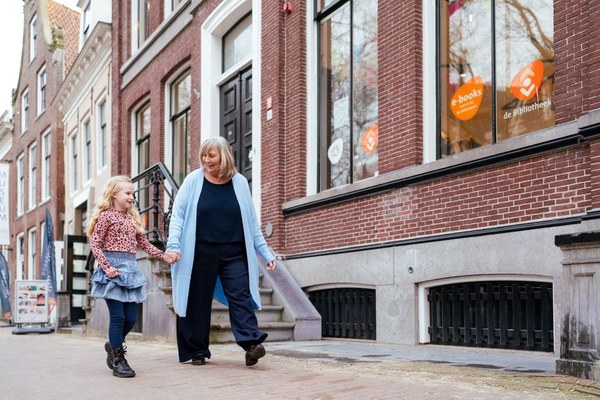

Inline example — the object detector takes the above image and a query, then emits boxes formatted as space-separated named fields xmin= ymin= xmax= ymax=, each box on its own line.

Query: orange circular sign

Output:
xmin=360 ymin=124 xmax=379 ymax=154
xmin=450 ymin=76 xmax=484 ymax=121
xmin=511 ymin=60 xmax=544 ymax=101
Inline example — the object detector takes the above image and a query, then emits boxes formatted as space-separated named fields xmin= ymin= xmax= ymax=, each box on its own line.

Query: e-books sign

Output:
xmin=0 ymin=163 xmax=9 ymax=245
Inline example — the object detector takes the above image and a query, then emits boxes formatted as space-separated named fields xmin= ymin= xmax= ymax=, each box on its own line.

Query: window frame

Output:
xmin=17 ymin=153 xmax=25 ymax=216
xmin=41 ymin=130 xmax=51 ymax=201
xmin=27 ymin=227 xmax=36 ymax=280
xmin=16 ymin=233 xmax=25 ymax=281
xmin=169 ymin=70 xmax=191 ymax=185
xmin=70 ymin=132 xmax=78 ymax=192
xmin=29 ymin=15 xmax=37 ymax=62
xmin=82 ymin=118 xmax=92 ymax=183
xmin=21 ymin=89 xmax=29 ymax=133
xmin=37 ymin=65 xmax=47 ymax=116
xmin=96 ymin=99 xmax=108 ymax=172
xmin=133 ymin=101 xmax=151 ymax=176
xmin=28 ymin=142 xmax=37 ymax=211
xmin=82 ymin=1 xmax=91 ymax=42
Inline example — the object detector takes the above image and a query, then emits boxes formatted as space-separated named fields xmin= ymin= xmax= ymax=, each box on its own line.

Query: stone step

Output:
xmin=210 ymin=321 xmax=295 ymax=343
xmin=211 ymin=304 xmax=283 ymax=323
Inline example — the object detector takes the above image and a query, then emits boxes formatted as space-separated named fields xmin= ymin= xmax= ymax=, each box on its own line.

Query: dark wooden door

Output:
xmin=220 ymin=67 xmax=252 ymax=184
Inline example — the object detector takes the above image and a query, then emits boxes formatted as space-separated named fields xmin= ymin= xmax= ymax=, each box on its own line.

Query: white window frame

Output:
xmin=82 ymin=118 xmax=92 ymax=183
xmin=131 ymin=100 xmax=151 ymax=176
xmin=16 ymin=233 xmax=25 ymax=281
xmin=37 ymin=66 xmax=47 ymax=116
xmin=28 ymin=142 xmax=37 ymax=210
xmin=17 ymin=153 xmax=24 ymax=216
xmin=27 ymin=227 xmax=36 ymax=280
xmin=21 ymin=89 xmax=29 ymax=133
xmin=306 ymin=0 xmax=318 ymax=196
xmin=41 ymin=130 xmax=51 ymax=201
xmin=131 ymin=0 xmax=150 ymax=52
xmin=70 ymin=133 xmax=78 ymax=192
xmin=82 ymin=1 xmax=91 ymax=42
xmin=96 ymin=99 xmax=108 ymax=172
xmin=422 ymin=0 xmax=437 ymax=163
xmin=164 ymin=64 xmax=191 ymax=182
xmin=30 ymin=15 xmax=37 ymax=62
xmin=164 ymin=0 xmax=184 ymax=17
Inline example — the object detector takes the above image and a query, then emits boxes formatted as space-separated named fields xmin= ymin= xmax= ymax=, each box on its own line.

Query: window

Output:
xmin=222 ymin=14 xmax=252 ymax=72
xmin=317 ymin=0 xmax=378 ymax=191
xmin=70 ymin=134 xmax=78 ymax=191
xmin=165 ymin=0 xmax=183 ymax=15
xmin=37 ymin=66 xmax=46 ymax=115
xmin=135 ymin=103 xmax=151 ymax=230
xmin=135 ymin=103 xmax=151 ymax=175
xmin=82 ymin=2 xmax=91 ymax=42
xmin=170 ymin=72 xmax=191 ymax=185
xmin=133 ymin=0 xmax=151 ymax=50
xmin=82 ymin=119 xmax=92 ymax=182
xmin=42 ymin=130 xmax=51 ymax=200
xmin=21 ymin=89 xmax=29 ymax=133
xmin=28 ymin=228 xmax=36 ymax=280
xmin=438 ymin=0 xmax=554 ymax=158
xmin=30 ymin=16 xmax=37 ymax=62
xmin=17 ymin=154 xmax=24 ymax=216
xmin=28 ymin=143 xmax=37 ymax=210
xmin=16 ymin=233 xmax=24 ymax=281
xmin=97 ymin=100 xmax=108 ymax=169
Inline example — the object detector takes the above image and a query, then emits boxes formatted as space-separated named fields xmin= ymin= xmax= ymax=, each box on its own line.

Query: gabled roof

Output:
xmin=48 ymin=0 xmax=80 ymax=74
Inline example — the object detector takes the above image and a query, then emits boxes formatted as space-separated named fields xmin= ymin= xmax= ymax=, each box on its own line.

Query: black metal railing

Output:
xmin=428 ymin=281 xmax=553 ymax=352
xmin=309 ymin=288 xmax=376 ymax=340
xmin=132 ymin=162 xmax=179 ymax=249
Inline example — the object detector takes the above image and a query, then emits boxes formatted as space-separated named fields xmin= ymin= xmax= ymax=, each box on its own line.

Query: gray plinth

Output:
xmin=555 ymin=232 xmax=600 ymax=381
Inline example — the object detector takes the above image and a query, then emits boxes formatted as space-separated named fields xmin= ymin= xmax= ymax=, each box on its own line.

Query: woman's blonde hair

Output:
xmin=199 ymin=136 xmax=237 ymax=179
xmin=86 ymin=175 xmax=145 ymax=236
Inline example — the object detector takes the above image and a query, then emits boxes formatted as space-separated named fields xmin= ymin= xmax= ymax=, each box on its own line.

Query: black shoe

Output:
xmin=104 ymin=341 xmax=113 ymax=370
xmin=245 ymin=344 xmax=266 ymax=366
xmin=112 ymin=346 xmax=136 ymax=378
xmin=191 ymin=355 xmax=206 ymax=365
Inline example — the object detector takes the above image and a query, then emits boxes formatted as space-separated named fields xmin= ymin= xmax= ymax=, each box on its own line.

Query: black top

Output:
xmin=196 ymin=177 xmax=244 ymax=243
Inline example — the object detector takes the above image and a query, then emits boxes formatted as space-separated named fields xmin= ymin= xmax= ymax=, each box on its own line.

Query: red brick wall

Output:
xmin=282 ymin=146 xmax=590 ymax=254
xmin=6 ymin=1 xmax=66 ymax=278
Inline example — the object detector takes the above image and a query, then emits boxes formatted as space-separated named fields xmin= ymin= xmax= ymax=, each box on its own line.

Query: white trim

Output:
xmin=28 ymin=142 xmax=37 ymax=211
xmin=163 ymin=64 xmax=191 ymax=180
xmin=422 ymin=0 xmax=437 ymax=163
xmin=95 ymin=97 xmax=109 ymax=174
xmin=16 ymin=233 xmax=25 ymax=281
xmin=130 ymin=98 xmax=151 ymax=176
xmin=417 ymin=274 xmax=553 ymax=344
xmin=81 ymin=117 xmax=92 ymax=185
xmin=21 ymin=89 xmax=29 ymax=134
xmin=201 ymin=0 xmax=263 ymax=218
xmin=16 ymin=153 xmax=24 ymax=216
xmin=131 ymin=0 xmax=140 ymax=53
xmin=306 ymin=1 xmax=318 ymax=196
xmin=41 ymin=129 xmax=51 ymax=202
xmin=37 ymin=65 xmax=47 ymax=116
xmin=27 ymin=227 xmax=37 ymax=280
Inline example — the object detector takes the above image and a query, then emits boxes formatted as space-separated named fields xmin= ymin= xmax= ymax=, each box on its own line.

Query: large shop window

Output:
xmin=439 ymin=0 xmax=554 ymax=158
xmin=317 ymin=0 xmax=378 ymax=191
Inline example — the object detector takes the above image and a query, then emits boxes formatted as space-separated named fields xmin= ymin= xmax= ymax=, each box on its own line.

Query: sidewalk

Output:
xmin=1 ymin=325 xmax=599 ymax=399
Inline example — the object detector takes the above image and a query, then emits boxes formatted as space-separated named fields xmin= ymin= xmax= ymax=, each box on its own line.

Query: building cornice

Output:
xmin=54 ymin=22 xmax=111 ymax=113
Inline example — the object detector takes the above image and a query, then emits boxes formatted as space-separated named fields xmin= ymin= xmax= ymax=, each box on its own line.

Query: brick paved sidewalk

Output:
xmin=0 ymin=327 xmax=598 ymax=399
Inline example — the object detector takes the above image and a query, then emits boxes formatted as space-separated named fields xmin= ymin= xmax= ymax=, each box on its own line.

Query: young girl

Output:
xmin=88 ymin=175 xmax=168 ymax=378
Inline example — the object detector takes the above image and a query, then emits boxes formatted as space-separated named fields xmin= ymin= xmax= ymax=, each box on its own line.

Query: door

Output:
xmin=64 ymin=235 xmax=88 ymax=324
xmin=220 ymin=67 xmax=253 ymax=184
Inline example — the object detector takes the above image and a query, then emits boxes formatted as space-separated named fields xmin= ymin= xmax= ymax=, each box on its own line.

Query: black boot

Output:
xmin=112 ymin=346 xmax=136 ymax=378
xmin=104 ymin=341 xmax=113 ymax=370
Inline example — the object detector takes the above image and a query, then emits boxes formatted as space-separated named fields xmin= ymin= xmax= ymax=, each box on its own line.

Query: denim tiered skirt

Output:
xmin=90 ymin=251 xmax=148 ymax=303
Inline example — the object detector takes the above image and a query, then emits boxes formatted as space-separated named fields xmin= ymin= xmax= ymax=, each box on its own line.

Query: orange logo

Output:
xmin=450 ymin=76 xmax=484 ymax=121
xmin=360 ymin=124 xmax=379 ymax=154
xmin=511 ymin=60 xmax=543 ymax=101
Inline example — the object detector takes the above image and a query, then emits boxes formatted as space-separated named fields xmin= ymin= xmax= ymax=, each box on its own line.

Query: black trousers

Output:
xmin=176 ymin=242 xmax=267 ymax=362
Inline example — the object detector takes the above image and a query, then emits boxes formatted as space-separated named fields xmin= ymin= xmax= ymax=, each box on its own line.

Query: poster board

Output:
xmin=14 ymin=280 xmax=49 ymax=324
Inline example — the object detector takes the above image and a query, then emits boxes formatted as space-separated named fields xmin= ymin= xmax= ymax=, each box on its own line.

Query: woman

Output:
xmin=164 ymin=137 xmax=276 ymax=367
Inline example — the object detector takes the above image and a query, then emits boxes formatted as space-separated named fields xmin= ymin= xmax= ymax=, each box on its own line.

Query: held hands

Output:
xmin=266 ymin=260 xmax=276 ymax=271
xmin=106 ymin=266 xmax=120 ymax=278
xmin=163 ymin=251 xmax=181 ymax=264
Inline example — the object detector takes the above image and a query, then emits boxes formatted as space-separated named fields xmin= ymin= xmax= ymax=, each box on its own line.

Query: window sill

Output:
xmin=283 ymin=119 xmax=589 ymax=216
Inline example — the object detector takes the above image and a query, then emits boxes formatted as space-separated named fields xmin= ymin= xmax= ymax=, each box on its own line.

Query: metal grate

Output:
xmin=428 ymin=281 xmax=553 ymax=351
xmin=309 ymin=288 xmax=376 ymax=340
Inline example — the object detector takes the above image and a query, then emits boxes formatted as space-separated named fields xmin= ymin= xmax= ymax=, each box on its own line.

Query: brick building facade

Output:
xmin=2 ymin=0 xmax=79 ymax=287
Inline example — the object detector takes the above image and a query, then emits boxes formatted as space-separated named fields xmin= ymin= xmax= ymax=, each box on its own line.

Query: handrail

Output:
xmin=131 ymin=162 xmax=179 ymax=249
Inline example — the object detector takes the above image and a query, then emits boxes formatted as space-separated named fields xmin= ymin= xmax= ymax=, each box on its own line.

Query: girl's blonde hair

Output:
xmin=199 ymin=137 xmax=237 ymax=179
xmin=87 ymin=175 xmax=145 ymax=236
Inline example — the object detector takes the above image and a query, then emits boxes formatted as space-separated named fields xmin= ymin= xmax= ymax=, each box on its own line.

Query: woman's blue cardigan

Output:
xmin=165 ymin=169 xmax=274 ymax=317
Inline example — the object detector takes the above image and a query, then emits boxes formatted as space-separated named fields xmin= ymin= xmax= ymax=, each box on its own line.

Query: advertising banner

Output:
xmin=14 ymin=280 xmax=49 ymax=324
xmin=0 ymin=163 xmax=9 ymax=245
